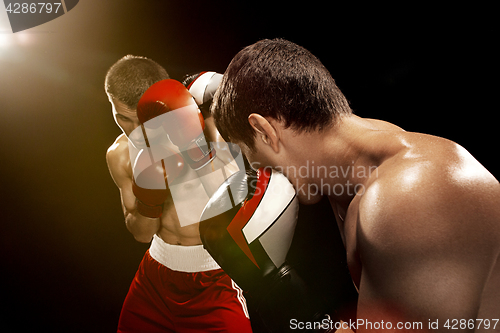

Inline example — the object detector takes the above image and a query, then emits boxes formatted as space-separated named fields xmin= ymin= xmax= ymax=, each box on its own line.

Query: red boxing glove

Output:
xmin=132 ymin=147 xmax=185 ymax=218
xmin=137 ymin=79 xmax=216 ymax=170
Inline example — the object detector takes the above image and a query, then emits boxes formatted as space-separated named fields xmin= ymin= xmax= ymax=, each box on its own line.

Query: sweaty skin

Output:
xmin=241 ymin=113 xmax=500 ymax=331
xmin=106 ymin=97 xmax=237 ymax=245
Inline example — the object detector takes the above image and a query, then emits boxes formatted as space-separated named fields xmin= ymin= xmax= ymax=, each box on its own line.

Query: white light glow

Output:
xmin=16 ymin=33 xmax=31 ymax=45
xmin=0 ymin=0 xmax=12 ymax=33
xmin=0 ymin=34 xmax=10 ymax=48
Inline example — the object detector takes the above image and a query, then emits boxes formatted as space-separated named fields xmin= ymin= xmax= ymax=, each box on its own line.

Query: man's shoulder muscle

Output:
xmin=358 ymin=136 xmax=500 ymax=256
xmin=106 ymin=134 xmax=132 ymax=187
xmin=354 ymin=140 xmax=500 ymax=321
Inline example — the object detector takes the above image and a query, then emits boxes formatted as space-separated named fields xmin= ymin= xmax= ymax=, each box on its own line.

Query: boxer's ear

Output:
xmin=248 ymin=114 xmax=280 ymax=153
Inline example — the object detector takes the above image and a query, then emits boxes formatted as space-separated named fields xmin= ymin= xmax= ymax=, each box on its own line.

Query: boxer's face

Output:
xmin=109 ymin=96 xmax=141 ymax=138
xmin=241 ymin=141 xmax=322 ymax=205
xmin=237 ymin=140 xmax=272 ymax=171
xmin=236 ymin=132 xmax=325 ymax=205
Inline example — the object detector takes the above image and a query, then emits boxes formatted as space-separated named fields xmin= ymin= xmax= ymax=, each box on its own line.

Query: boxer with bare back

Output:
xmin=211 ymin=39 xmax=500 ymax=332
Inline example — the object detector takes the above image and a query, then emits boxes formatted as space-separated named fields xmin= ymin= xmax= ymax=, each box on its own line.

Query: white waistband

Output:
xmin=149 ymin=234 xmax=220 ymax=273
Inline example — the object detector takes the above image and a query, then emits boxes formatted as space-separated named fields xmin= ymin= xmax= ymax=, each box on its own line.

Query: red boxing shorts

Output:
xmin=117 ymin=235 xmax=252 ymax=333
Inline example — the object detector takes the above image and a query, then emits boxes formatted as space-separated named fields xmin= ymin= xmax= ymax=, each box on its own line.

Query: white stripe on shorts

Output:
xmin=231 ymin=280 xmax=249 ymax=319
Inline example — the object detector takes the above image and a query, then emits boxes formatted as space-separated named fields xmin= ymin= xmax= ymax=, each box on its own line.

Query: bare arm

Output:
xmin=106 ymin=136 xmax=160 ymax=243
xmin=356 ymin=165 xmax=498 ymax=332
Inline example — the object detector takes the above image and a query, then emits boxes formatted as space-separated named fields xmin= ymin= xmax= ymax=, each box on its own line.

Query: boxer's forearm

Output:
xmin=125 ymin=210 xmax=160 ymax=243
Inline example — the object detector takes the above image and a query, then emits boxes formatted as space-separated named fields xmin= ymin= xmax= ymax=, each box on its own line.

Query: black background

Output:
xmin=0 ymin=1 xmax=496 ymax=332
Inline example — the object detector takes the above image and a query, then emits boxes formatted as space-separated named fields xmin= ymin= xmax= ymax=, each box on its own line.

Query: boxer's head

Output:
xmin=105 ymin=55 xmax=169 ymax=139
xmin=212 ymin=39 xmax=351 ymax=169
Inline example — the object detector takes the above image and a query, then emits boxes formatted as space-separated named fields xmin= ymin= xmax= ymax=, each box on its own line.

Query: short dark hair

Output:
xmin=105 ymin=55 xmax=169 ymax=109
xmin=212 ymin=39 xmax=352 ymax=150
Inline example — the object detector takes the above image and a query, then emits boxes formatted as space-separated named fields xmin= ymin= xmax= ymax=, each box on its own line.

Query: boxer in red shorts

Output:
xmin=104 ymin=55 xmax=251 ymax=333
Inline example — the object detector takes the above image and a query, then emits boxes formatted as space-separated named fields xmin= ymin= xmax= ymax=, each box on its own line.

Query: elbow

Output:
xmin=127 ymin=223 xmax=155 ymax=243
xmin=124 ymin=214 xmax=157 ymax=244
xmin=133 ymin=233 xmax=154 ymax=243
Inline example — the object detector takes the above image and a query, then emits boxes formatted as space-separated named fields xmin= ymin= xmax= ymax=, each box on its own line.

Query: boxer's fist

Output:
xmin=200 ymin=168 xmax=332 ymax=332
xmin=200 ymin=167 xmax=298 ymax=288
xmin=136 ymin=79 xmax=216 ymax=170
xmin=132 ymin=147 xmax=184 ymax=218
xmin=184 ymin=71 xmax=243 ymax=166
xmin=183 ymin=71 xmax=223 ymax=117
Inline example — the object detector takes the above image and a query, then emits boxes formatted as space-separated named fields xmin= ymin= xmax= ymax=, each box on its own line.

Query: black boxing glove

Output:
xmin=200 ymin=167 xmax=334 ymax=332
xmin=183 ymin=71 xmax=223 ymax=118
xmin=183 ymin=71 xmax=242 ymax=164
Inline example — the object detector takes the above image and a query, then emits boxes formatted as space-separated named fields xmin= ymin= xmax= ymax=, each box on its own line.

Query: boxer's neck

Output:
xmin=280 ymin=114 xmax=403 ymax=205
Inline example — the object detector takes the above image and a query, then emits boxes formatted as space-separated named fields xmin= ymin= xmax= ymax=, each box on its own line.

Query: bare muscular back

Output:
xmin=332 ymin=124 xmax=500 ymax=330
